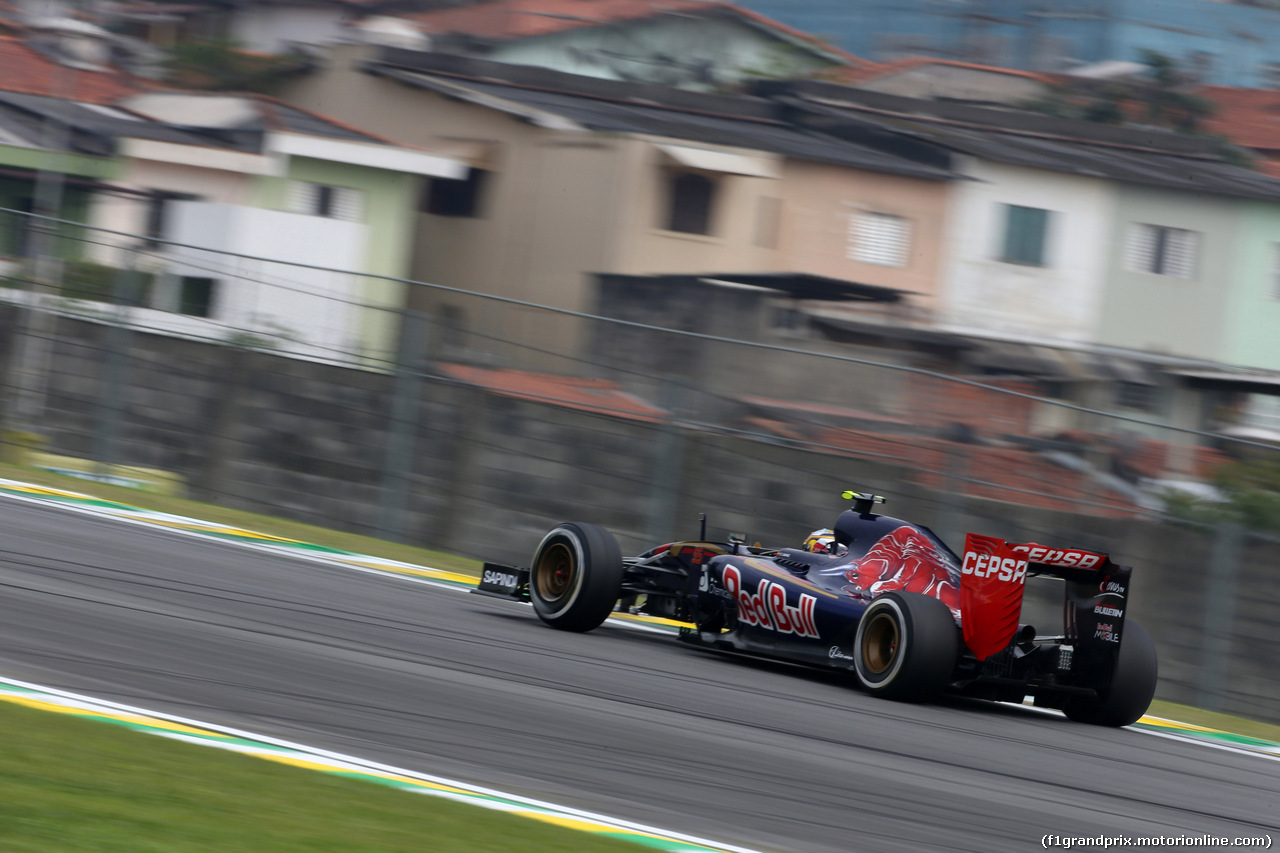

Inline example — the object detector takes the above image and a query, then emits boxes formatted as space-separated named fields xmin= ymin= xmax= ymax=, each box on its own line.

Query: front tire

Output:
xmin=854 ymin=592 xmax=959 ymax=701
xmin=529 ymin=522 xmax=623 ymax=632
xmin=1063 ymin=620 xmax=1158 ymax=727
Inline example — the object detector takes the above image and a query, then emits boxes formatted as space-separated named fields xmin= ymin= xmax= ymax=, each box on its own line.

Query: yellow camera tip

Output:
xmin=841 ymin=490 xmax=855 ymax=499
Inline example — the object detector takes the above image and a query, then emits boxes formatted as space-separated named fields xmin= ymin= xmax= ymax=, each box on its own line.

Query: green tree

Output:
xmin=1164 ymin=453 xmax=1280 ymax=533
xmin=1022 ymin=50 xmax=1213 ymax=134
xmin=165 ymin=40 xmax=310 ymax=94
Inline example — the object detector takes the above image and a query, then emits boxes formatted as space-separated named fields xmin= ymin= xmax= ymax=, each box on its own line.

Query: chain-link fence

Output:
xmin=1 ymin=209 xmax=1277 ymax=722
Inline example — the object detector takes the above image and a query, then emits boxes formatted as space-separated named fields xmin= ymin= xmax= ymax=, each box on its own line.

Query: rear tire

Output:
xmin=854 ymin=592 xmax=959 ymax=701
xmin=529 ymin=522 xmax=623 ymax=632
xmin=1063 ymin=620 xmax=1158 ymax=727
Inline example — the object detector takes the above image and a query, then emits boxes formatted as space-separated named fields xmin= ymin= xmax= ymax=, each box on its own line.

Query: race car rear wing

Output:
xmin=960 ymin=534 xmax=1132 ymax=667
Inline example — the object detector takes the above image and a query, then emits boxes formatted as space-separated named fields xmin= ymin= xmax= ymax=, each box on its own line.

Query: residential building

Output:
xmin=101 ymin=0 xmax=415 ymax=55
xmin=0 ymin=29 xmax=465 ymax=363
xmin=101 ymin=90 xmax=465 ymax=362
xmin=393 ymin=0 xmax=861 ymax=90
xmin=767 ymin=79 xmax=1280 ymax=454
xmin=733 ymin=0 xmax=1280 ymax=87
xmin=278 ymin=47 xmax=956 ymax=367
xmin=0 ymin=32 xmax=146 ymax=275
xmin=768 ymin=81 xmax=1280 ymax=365
xmin=276 ymin=46 xmax=1280 ymax=436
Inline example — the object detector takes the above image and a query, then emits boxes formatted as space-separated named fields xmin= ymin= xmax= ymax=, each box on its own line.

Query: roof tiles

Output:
xmin=0 ymin=36 xmax=146 ymax=104
xmin=437 ymin=364 xmax=667 ymax=423
xmin=1198 ymin=84 xmax=1280 ymax=156
xmin=403 ymin=0 xmax=710 ymax=40
xmin=399 ymin=0 xmax=864 ymax=64
xmin=835 ymin=56 xmax=1053 ymax=86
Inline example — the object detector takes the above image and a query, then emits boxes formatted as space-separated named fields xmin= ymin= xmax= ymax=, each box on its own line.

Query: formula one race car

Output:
xmin=475 ymin=492 xmax=1158 ymax=727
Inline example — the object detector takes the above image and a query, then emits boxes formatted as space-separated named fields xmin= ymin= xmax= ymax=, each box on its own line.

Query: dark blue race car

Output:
xmin=475 ymin=492 xmax=1157 ymax=727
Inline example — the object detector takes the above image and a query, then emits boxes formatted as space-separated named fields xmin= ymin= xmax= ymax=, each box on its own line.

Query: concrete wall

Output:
xmin=613 ymin=137 xmax=784 ymax=278
xmin=1222 ymin=200 xmax=1280 ymax=372
xmin=941 ymin=159 xmax=1116 ymax=344
xmin=89 ymin=153 xmax=258 ymax=269
xmin=263 ymin=155 xmax=424 ymax=361
xmin=163 ymin=201 xmax=364 ymax=354
xmin=9 ymin=307 xmax=1278 ymax=723
xmin=1098 ymin=185 xmax=1239 ymax=362
xmin=777 ymin=161 xmax=949 ymax=317
xmin=589 ymin=274 xmax=913 ymax=417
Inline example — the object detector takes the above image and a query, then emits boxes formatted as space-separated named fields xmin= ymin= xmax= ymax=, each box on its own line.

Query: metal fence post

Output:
xmin=646 ymin=378 xmax=688 ymax=542
xmin=92 ymin=263 xmax=141 ymax=478
xmin=1196 ymin=520 xmax=1242 ymax=711
xmin=934 ymin=441 xmax=970 ymax=546
xmin=376 ymin=310 xmax=427 ymax=542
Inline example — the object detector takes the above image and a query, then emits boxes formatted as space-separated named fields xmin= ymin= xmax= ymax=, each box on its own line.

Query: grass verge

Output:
xmin=0 ymin=700 xmax=642 ymax=853
xmin=1146 ymin=699 xmax=1280 ymax=744
xmin=0 ymin=462 xmax=483 ymax=577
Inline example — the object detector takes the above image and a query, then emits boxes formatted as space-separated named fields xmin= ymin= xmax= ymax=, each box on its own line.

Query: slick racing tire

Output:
xmin=854 ymin=592 xmax=958 ymax=702
xmin=529 ymin=522 xmax=623 ymax=632
xmin=1063 ymin=620 xmax=1158 ymax=727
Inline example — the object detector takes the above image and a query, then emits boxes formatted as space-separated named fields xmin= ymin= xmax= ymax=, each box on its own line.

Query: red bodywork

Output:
xmin=842 ymin=525 xmax=961 ymax=615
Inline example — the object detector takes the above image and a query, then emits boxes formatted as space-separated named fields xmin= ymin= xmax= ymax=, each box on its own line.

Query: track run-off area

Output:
xmin=0 ymin=479 xmax=1276 ymax=853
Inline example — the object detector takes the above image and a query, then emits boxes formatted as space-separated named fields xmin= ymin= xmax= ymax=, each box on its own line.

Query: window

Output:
xmin=754 ymin=196 xmax=781 ymax=249
xmin=423 ymin=168 xmax=488 ymax=217
xmin=1000 ymin=204 xmax=1049 ymax=267
xmin=144 ymin=191 xmax=199 ymax=247
xmin=848 ymin=211 xmax=911 ymax=267
xmin=1125 ymin=224 xmax=1198 ymax=278
xmin=289 ymin=181 xmax=363 ymax=222
xmin=665 ymin=172 xmax=716 ymax=235
xmin=1116 ymin=381 xmax=1156 ymax=413
xmin=3 ymin=197 xmax=35 ymax=258
xmin=178 ymin=276 xmax=216 ymax=317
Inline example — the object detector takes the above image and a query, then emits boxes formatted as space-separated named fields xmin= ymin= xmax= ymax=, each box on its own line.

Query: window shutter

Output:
xmin=288 ymin=181 xmax=319 ymax=215
xmin=1163 ymin=228 xmax=1197 ymax=279
xmin=849 ymin=212 xmax=910 ymax=267
xmin=1125 ymin=224 xmax=1157 ymax=273
xmin=332 ymin=187 xmax=364 ymax=223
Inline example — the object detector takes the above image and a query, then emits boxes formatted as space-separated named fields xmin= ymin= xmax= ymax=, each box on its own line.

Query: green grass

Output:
xmin=0 ymin=700 xmax=643 ymax=853
xmin=1147 ymin=699 xmax=1280 ymax=743
xmin=0 ymin=462 xmax=483 ymax=578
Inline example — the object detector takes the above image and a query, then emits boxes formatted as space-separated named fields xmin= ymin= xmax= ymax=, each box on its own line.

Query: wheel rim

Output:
xmin=536 ymin=542 xmax=576 ymax=603
xmin=861 ymin=611 xmax=900 ymax=675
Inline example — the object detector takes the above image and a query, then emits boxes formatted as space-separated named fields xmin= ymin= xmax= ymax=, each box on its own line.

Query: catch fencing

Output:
xmin=1 ymin=209 xmax=1277 ymax=723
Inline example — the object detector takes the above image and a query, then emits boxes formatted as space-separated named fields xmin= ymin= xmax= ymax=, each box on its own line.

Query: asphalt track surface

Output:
xmin=1 ymin=498 xmax=1276 ymax=853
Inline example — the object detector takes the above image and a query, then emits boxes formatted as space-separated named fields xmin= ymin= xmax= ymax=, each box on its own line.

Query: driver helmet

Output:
xmin=804 ymin=528 xmax=845 ymax=556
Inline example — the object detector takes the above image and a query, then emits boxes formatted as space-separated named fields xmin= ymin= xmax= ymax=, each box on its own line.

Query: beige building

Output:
xmin=279 ymin=47 xmax=956 ymax=365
